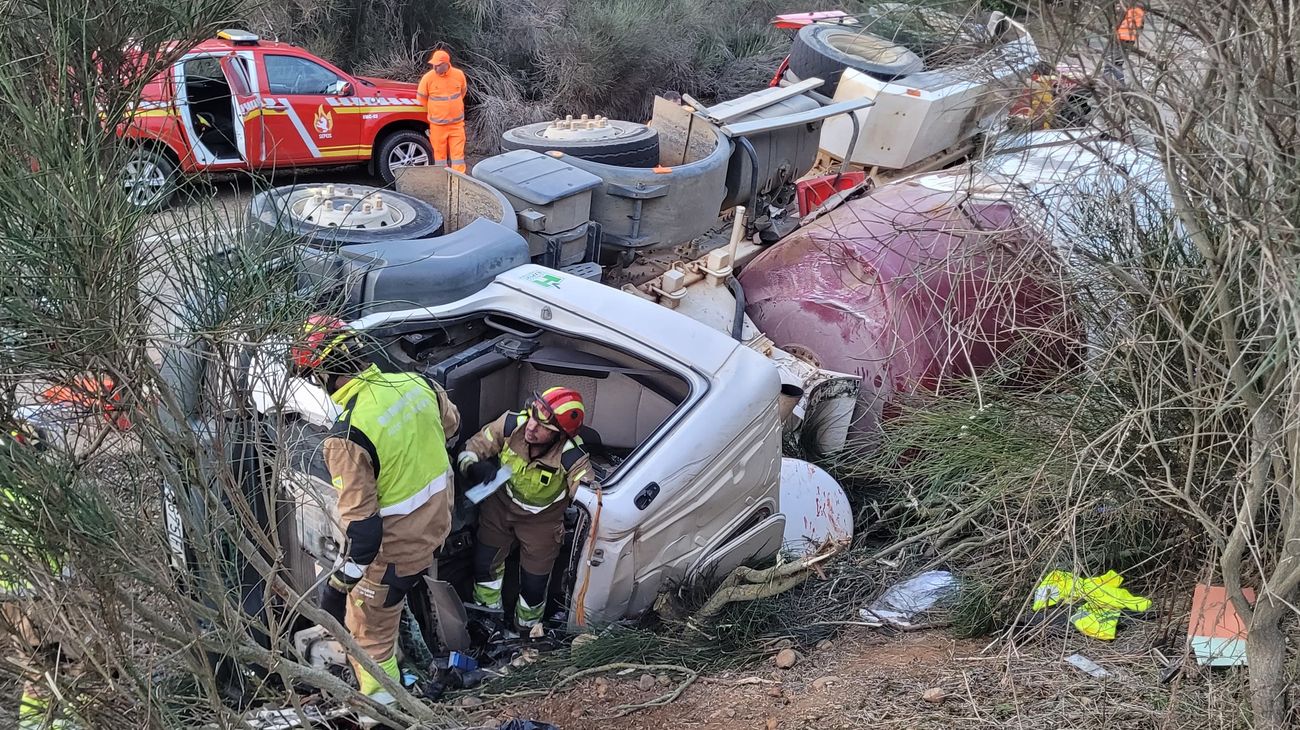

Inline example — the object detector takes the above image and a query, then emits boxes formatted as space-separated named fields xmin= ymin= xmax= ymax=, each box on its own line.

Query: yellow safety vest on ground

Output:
xmin=1033 ymin=569 xmax=1150 ymax=640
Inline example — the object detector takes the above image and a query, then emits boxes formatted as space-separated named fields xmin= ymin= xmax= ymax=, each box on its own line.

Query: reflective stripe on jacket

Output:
xmin=417 ymin=67 xmax=468 ymax=127
xmin=329 ymin=365 xmax=452 ymax=516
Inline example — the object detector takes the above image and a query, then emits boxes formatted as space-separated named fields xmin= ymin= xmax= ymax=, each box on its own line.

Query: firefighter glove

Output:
xmin=457 ymin=451 xmax=478 ymax=471
xmin=464 ymin=458 xmax=498 ymax=487
xmin=320 ymin=580 xmax=348 ymax=626
xmin=328 ymin=559 xmax=364 ymax=592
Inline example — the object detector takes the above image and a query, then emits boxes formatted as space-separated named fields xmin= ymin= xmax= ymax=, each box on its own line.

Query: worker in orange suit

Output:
xmin=1116 ymin=1 xmax=1145 ymax=49
xmin=417 ymin=50 xmax=468 ymax=173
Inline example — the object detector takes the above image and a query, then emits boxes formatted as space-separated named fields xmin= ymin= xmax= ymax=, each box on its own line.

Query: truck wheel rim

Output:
xmin=388 ymin=141 xmax=429 ymax=170
xmin=539 ymin=115 xmax=630 ymax=142
xmin=121 ymin=160 xmax=167 ymax=207
xmin=285 ymin=185 xmax=415 ymax=229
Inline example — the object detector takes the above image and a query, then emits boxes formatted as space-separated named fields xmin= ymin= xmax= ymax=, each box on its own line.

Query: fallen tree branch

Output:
xmin=611 ymin=669 xmax=698 ymax=718
xmin=694 ymin=544 xmax=844 ymax=619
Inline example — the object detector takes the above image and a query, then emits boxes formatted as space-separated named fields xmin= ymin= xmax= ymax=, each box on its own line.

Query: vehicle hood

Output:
xmin=355 ymin=76 xmax=419 ymax=96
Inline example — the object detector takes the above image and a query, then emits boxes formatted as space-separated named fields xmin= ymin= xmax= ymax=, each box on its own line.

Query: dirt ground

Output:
xmin=469 ymin=626 xmax=1242 ymax=730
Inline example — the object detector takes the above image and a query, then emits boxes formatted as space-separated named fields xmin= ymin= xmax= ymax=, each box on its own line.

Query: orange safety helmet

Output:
xmin=291 ymin=314 xmax=359 ymax=375
xmin=529 ymin=387 xmax=585 ymax=437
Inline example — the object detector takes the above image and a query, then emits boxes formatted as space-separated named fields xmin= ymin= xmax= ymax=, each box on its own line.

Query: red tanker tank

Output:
xmin=740 ymin=178 xmax=1080 ymax=439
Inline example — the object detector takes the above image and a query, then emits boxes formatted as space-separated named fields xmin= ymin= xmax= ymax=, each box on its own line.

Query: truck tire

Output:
xmin=247 ymin=184 xmax=444 ymax=247
xmin=118 ymin=147 xmax=179 ymax=210
xmin=787 ymin=25 xmax=924 ymax=95
xmin=375 ymin=129 xmax=433 ymax=185
xmin=501 ymin=119 xmax=660 ymax=168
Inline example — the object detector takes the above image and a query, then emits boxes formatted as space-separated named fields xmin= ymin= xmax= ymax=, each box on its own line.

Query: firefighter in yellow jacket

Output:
xmin=292 ymin=315 xmax=460 ymax=703
xmin=459 ymin=387 xmax=594 ymax=630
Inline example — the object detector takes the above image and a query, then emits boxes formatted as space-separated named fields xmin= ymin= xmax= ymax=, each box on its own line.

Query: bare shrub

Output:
xmin=0 ymin=1 xmax=463 ymax=726
xmin=843 ymin=1 xmax=1300 ymax=725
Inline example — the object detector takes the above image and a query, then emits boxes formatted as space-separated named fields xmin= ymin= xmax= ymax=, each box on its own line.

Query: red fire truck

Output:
xmin=118 ymin=29 xmax=432 ymax=209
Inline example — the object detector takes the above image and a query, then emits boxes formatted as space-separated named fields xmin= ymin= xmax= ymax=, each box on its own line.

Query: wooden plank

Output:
xmin=720 ymin=98 xmax=874 ymax=137
xmin=650 ymin=95 xmax=718 ymax=166
xmin=702 ymin=78 xmax=825 ymax=123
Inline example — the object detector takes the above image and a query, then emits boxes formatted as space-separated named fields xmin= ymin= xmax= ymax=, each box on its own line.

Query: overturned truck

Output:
xmin=164 ymin=5 xmax=1057 ymax=696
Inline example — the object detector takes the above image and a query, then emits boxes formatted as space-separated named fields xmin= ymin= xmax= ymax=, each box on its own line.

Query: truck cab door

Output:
xmin=219 ymin=53 xmax=263 ymax=165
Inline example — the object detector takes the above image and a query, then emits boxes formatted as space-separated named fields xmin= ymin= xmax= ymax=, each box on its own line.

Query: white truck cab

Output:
xmin=249 ymin=264 xmax=849 ymax=633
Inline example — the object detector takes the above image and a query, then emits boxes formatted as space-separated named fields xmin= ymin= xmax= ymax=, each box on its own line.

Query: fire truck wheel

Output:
xmin=118 ymin=147 xmax=178 ymax=210
xmin=787 ymin=25 xmax=924 ymax=95
xmin=501 ymin=119 xmax=660 ymax=168
xmin=375 ymin=130 xmax=434 ymax=185
xmin=247 ymin=184 xmax=444 ymax=246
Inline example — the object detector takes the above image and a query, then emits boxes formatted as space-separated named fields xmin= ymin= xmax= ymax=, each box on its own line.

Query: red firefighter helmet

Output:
xmin=528 ymin=387 xmax=585 ymax=437
xmin=291 ymin=315 xmax=358 ymax=375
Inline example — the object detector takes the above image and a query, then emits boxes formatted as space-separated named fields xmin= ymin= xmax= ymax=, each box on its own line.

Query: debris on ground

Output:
xmin=922 ymin=687 xmax=946 ymax=704
xmin=1030 ymin=569 xmax=1151 ymax=640
xmin=1064 ymin=653 xmax=1111 ymax=678
xmin=811 ymin=675 xmax=840 ymax=691
xmin=1188 ymin=583 xmax=1254 ymax=666
xmin=243 ymin=705 xmax=349 ymax=730
xmin=498 ymin=721 xmax=560 ymax=730
xmin=774 ymin=648 xmax=799 ymax=669
xmin=859 ymin=570 xmax=958 ymax=628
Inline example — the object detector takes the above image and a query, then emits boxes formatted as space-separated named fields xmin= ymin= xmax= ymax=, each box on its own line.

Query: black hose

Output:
xmin=737 ymin=136 xmax=761 ymax=233
xmin=726 ymin=275 xmax=746 ymax=342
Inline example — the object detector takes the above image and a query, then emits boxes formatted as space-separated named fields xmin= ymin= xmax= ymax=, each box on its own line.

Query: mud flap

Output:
xmin=422 ymin=575 xmax=470 ymax=653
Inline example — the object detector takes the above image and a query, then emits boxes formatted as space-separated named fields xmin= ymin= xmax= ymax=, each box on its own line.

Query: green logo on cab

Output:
xmin=523 ymin=271 xmax=563 ymax=289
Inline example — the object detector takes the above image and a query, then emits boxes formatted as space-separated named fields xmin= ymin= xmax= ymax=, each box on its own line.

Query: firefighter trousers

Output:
xmin=345 ymin=562 xmax=426 ymax=695
xmin=428 ymin=123 xmax=467 ymax=173
xmin=473 ymin=489 xmax=566 ymax=627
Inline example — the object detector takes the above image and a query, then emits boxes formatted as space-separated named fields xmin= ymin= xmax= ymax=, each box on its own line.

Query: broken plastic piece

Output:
xmin=448 ymin=650 xmax=478 ymax=671
xmin=1188 ymin=584 xmax=1254 ymax=666
xmin=859 ymin=570 xmax=957 ymax=628
xmin=1065 ymin=653 xmax=1110 ymax=678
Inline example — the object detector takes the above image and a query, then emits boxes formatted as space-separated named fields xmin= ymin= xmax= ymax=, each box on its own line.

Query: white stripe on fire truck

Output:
xmin=276 ymin=98 xmax=321 ymax=158
xmin=326 ymin=96 xmax=420 ymax=107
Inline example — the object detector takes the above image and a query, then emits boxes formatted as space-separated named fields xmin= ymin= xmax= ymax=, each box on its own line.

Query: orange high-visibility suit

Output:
xmin=417 ymin=50 xmax=468 ymax=173
xmin=1117 ymin=6 xmax=1145 ymax=44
